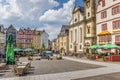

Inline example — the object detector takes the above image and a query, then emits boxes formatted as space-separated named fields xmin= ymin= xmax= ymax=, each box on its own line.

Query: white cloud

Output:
xmin=0 ymin=0 xmax=76 ymax=40
xmin=0 ymin=0 xmax=22 ymax=19
xmin=0 ymin=4 xmax=10 ymax=19
xmin=38 ymin=24 xmax=61 ymax=40
xmin=39 ymin=0 xmax=75 ymax=24
xmin=0 ymin=0 xmax=59 ymax=20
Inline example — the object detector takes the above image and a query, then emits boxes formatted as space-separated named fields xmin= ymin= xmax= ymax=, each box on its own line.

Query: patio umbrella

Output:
xmin=89 ymin=44 xmax=100 ymax=49
xmin=6 ymin=34 xmax=15 ymax=65
xmin=99 ymin=43 xmax=120 ymax=49
xmin=23 ymin=48 xmax=34 ymax=52
xmin=99 ymin=43 xmax=120 ymax=57
xmin=14 ymin=48 xmax=23 ymax=52
xmin=89 ymin=44 xmax=100 ymax=54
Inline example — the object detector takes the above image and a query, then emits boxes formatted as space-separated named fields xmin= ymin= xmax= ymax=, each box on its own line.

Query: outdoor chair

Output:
xmin=24 ymin=65 xmax=29 ymax=74
xmin=13 ymin=65 xmax=17 ymax=74
xmin=28 ymin=62 xmax=31 ymax=68
xmin=17 ymin=67 xmax=25 ymax=76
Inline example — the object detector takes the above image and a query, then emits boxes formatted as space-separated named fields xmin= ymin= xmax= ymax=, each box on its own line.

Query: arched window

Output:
xmin=87 ymin=26 xmax=90 ymax=34
xmin=88 ymin=12 xmax=90 ymax=17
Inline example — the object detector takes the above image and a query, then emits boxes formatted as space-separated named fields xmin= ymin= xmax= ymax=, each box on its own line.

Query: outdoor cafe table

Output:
xmin=16 ymin=66 xmax=26 ymax=76
xmin=17 ymin=62 xmax=29 ymax=66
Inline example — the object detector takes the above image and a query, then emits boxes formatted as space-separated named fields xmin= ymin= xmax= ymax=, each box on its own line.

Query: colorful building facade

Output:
xmin=32 ymin=30 xmax=41 ymax=52
xmin=58 ymin=25 xmax=69 ymax=53
xmin=16 ymin=28 xmax=33 ymax=49
xmin=96 ymin=0 xmax=120 ymax=46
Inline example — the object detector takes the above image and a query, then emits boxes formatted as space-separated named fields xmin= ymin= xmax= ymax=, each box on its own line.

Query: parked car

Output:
xmin=39 ymin=51 xmax=53 ymax=60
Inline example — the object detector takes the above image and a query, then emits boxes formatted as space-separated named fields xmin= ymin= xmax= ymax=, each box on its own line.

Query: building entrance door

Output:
xmin=74 ymin=46 xmax=77 ymax=53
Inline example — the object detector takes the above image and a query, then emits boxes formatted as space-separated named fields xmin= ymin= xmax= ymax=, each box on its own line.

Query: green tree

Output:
xmin=18 ymin=43 xmax=22 ymax=49
xmin=41 ymin=43 xmax=45 ymax=51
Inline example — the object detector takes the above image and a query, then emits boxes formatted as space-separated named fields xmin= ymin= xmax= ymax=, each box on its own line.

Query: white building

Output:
xmin=69 ymin=6 xmax=85 ymax=53
xmin=40 ymin=30 xmax=49 ymax=49
xmin=69 ymin=0 xmax=96 ymax=54
xmin=96 ymin=0 xmax=120 ymax=46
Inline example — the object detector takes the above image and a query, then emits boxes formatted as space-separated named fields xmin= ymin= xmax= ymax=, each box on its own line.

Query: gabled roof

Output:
xmin=59 ymin=25 xmax=69 ymax=36
xmin=72 ymin=6 xmax=84 ymax=15
xmin=33 ymin=30 xmax=42 ymax=35
xmin=40 ymin=30 xmax=49 ymax=36
xmin=7 ymin=24 xmax=16 ymax=31
xmin=60 ymin=25 xmax=69 ymax=32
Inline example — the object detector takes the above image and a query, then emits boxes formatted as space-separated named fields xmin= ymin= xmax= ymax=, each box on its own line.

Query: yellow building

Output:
xmin=51 ymin=39 xmax=56 ymax=51
xmin=32 ymin=30 xmax=41 ymax=53
xmin=58 ymin=25 xmax=69 ymax=54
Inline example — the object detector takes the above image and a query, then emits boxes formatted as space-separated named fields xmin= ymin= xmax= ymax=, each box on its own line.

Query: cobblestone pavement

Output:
xmin=0 ymin=56 xmax=120 ymax=80
xmin=73 ymin=72 xmax=120 ymax=80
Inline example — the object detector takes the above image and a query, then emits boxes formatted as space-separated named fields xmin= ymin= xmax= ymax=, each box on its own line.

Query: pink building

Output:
xmin=16 ymin=27 xmax=33 ymax=49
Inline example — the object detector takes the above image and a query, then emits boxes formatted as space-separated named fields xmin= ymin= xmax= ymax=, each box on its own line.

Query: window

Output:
xmin=80 ymin=45 xmax=82 ymax=49
xmin=71 ymin=31 xmax=73 ymax=42
xmin=115 ymin=35 xmax=120 ymax=42
xmin=99 ymin=35 xmax=111 ymax=42
xmin=80 ymin=28 xmax=82 ymax=43
xmin=113 ymin=20 xmax=120 ymax=30
xmin=61 ymin=42 xmax=62 ymax=46
xmin=88 ymin=12 xmax=90 ymax=17
xmin=101 ymin=11 xmax=107 ymax=19
xmin=102 ymin=0 xmax=105 ymax=7
xmin=101 ymin=23 xmax=107 ymax=31
xmin=70 ymin=45 xmax=72 ymax=48
xmin=64 ymin=42 xmax=66 ymax=46
xmin=112 ymin=6 xmax=120 ymax=15
xmin=87 ymin=26 xmax=90 ymax=34
xmin=75 ymin=29 xmax=77 ymax=41
xmin=75 ymin=18 xmax=77 ymax=22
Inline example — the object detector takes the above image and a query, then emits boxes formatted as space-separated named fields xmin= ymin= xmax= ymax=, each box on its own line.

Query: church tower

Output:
xmin=83 ymin=0 xmax=96 ymax=53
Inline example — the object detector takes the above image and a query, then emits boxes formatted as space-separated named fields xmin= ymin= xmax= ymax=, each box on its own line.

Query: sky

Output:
xmin=0 ymin=0 xmax=84 ymax=40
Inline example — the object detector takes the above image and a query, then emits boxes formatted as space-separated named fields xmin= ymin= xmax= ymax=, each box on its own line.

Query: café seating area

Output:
xmin=13 ymin=62 xmax=31 ymax=76
xmin=0 ymin=63 xmax=8 ymax=70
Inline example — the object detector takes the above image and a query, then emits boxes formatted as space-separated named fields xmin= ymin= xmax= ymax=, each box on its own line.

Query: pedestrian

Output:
xmin=64 ymin=50 xmax=67 ymax=56
xmin=59 ymin=50 xmax=62 ymax=59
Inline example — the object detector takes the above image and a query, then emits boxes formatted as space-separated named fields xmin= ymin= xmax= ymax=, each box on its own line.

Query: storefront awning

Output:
xmin=98 ymin=31 xmax=111 ymax=36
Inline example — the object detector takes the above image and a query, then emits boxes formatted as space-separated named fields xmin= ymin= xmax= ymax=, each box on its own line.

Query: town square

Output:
xmin=0 ymin=0 xmax=120 ymax=80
